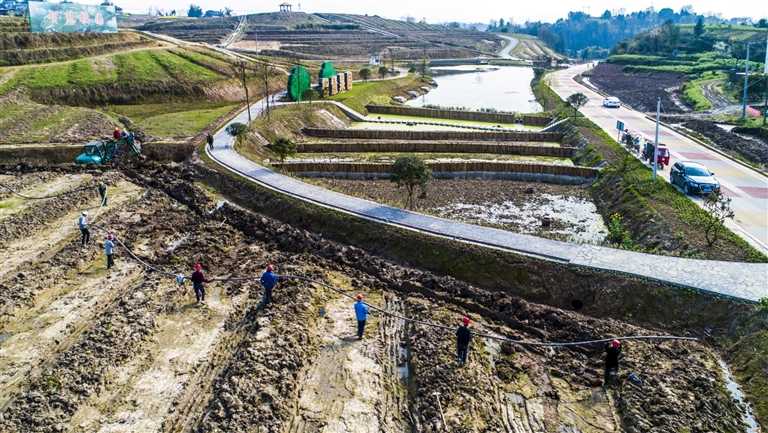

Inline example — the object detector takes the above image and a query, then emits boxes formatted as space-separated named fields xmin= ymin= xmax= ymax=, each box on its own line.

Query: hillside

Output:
xmin=140 ymin=13 xmax=501 ymax=60
xmin=0 ymin=28 xmax=284 ymax=144
xmin=592 ymin=24 xmax=767 ymax=113
xmin=506 ymin=33 xmax=564 ymax=60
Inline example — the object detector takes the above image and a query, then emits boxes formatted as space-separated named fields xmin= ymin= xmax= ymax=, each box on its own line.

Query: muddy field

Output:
xmin=679 ymin=119 xmax=768 ymax=168
xmin=0 ymin=165 xmax=755 ymax=433
xmin=589 ymin=63 xmax=688 ymax=113
xmin=308 ymin=178 xmax=608 ymax=244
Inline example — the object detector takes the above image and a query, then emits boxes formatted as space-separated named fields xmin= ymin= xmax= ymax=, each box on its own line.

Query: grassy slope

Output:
xmin=108 ymin=102 xmax=239 ymax=139
xmin=328 ymin=74 xmax=425 ymax=114
xmin=680 ymin=71 xmax=728 ymax=111
xmin=0 ymin=48 xmax=227 ymax=94
xmin=534 ymin=72 xmax=766 ymax=262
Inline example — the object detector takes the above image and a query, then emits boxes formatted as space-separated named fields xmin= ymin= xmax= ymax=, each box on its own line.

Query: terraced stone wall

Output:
xmin=366 ymin=104 xmax=553 ymax=126
xmin=302 ymin=128 xmax=564 ymax=142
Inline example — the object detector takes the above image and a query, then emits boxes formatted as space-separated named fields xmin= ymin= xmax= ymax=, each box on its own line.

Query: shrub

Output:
xmin=390 ymin=156 xmax=431 ymax=209
xmin=269 ymin=137 xmax=297 ymax=163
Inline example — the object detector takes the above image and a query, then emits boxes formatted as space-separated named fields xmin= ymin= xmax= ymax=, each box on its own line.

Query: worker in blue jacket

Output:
xmin=104 ymin=233 xmax=115 ymax=269
xmin=260 ymin=264 xmax=279 ymax=307
xmin=354 ymin=293 xmax=370 ymax=339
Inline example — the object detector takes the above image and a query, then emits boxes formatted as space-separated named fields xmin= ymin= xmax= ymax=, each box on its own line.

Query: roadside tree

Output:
xmin=359 ymin=68 xmax=371 ymax=81
xmin=697 ymin=190 xmax=735 ymax=247
xmin=226 ymin=122 xmax=248 ymax=148
xmin=694 ymin=17 xmax=705 ymax=38
xmin=378 ymin=66 xmax=389 ymax=79
xmin=187 ymin=4 xmax=203 ymax=17
xmin=270 ymin=137 xmax=297 ymax=163
xmin=566 ymin=92 xmax=588 ymax=117
xmin=390 ymin=156 xmax=431 ymax=209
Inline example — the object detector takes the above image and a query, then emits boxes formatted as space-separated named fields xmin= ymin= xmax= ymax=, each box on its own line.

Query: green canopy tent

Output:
xmin=287 ymin=65 xmax=311 ymax=102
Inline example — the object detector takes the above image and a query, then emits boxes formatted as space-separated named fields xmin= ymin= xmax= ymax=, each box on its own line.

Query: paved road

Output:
xmin=497 ymin=34 xmax=519 ymax=59
xmin=549 ymin=63 xmax=768 ymax=254
xmin=206 ymin=97 xmax=767 ymax=302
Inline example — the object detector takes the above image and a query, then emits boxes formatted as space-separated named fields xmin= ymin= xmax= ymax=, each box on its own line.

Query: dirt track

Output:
xmin=0 ymin=165 xmax=754 ymax=432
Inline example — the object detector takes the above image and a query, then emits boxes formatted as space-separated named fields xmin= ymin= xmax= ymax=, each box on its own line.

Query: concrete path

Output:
xmin=207 ymin=97 xmax=767 ymax=302
xmin=497 ymin=34 xmax=519 ymax=59
xmin=549 ymin=63 xmax=768 ymax=254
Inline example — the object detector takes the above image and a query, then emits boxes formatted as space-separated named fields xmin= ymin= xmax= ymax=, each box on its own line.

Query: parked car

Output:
xmin=602 ymin=96 xmax=621 ymax=108
xmin=670 ymin=161 xmax=720 ymax=195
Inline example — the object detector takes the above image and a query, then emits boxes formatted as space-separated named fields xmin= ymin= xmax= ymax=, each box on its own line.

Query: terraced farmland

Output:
xmin=0 ymin=166 xmax=753 ymax=433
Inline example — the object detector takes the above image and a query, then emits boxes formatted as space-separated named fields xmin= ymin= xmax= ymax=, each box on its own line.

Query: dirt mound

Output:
xmin=681 ymin=119 xmax=768 ymax=167
xmin=589 ymin=63 xmax=687 ymax=113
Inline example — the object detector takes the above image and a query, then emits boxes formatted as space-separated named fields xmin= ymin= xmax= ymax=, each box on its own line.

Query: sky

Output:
xmin=103 ymin=0 xmax=763 ymax=23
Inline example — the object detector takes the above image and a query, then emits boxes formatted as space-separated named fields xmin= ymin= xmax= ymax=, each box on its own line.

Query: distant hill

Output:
xmin=138 ymin=13 xmax=502 ymax=60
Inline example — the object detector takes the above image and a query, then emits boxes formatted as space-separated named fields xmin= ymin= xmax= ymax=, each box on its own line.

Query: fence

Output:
xmin=302 ymin=128 xmax=563 ymax=142
xmin=296 ymin=142 xmax=576 ymax=158
xmin=366 ymin=105 xmax=553 ymax=127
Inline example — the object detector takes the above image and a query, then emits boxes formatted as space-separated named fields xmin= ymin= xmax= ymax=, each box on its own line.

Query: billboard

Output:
xmin=28 ymin=2 xmax=117 ymax=33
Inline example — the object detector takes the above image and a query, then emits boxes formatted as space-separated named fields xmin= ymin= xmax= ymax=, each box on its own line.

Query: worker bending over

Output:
xmin=260 ymin=264 xmax=279 ymax=307
xmin=456 ymin=316 xmax=472 ymax=366
xmin=354 ymin=294 xmax=369 ymax=339
xmin=604 ymin=339 xmax=622 ymax=386
xmin=104 ymin=233 xmax=115 ymax=269
xmin=191 ymin=263 xmax=207 ymax=304
xmin=78 ymin=211 xmax=90 ymax=247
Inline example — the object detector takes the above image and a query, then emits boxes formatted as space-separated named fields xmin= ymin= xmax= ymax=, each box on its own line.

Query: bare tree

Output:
xmin=232 ymin=61 xmax=252 ymax=123
xmin=699 ymin=190 xmax=735 ymax=247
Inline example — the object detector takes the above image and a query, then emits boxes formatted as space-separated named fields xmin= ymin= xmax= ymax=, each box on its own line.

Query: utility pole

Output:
xmin=236 ymin=61 xmax=252 ymax=123
xmin=261 ymin=62 xmax=272 ymax=122
xmin=653 ymin=97 xmax=660 ymax=180
xmin=741 ymin=42 xmax=750 ymax=121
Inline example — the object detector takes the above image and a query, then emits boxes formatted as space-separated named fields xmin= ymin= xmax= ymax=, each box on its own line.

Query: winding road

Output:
xmin=549 ymin=63 xmax=768 ymax=254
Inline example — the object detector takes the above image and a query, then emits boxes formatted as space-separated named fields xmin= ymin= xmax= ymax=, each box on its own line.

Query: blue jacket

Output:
xmin=78 ymin=215 xmax=88 ymax=229
xmin=104 ymin=239 xmax=114 ymax=255
xmin=260 ymin=271 xmax=279 ymax=290
xmin=354 ymin=300 xmax=369 ymax=321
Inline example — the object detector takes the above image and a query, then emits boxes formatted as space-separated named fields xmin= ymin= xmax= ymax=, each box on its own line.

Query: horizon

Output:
xmin=69 ymin=0 xmax=765 ymax=24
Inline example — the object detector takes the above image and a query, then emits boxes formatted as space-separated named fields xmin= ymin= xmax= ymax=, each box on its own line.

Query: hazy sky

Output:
xmin=107 ymin=0 xmax=763 ymax=23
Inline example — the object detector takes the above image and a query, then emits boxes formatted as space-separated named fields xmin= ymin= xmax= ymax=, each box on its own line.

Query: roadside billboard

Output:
xmin=27 ymin=2 xmax=117 ymax=33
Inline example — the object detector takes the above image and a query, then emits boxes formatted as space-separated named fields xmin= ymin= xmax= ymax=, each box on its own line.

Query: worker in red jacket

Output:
xmin=113 ymin=127 xmax=121 ymax=140
xmin=190 ymin=263 xmax=207 ymax=304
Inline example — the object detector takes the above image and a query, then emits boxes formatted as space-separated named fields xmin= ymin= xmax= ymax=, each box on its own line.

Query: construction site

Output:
xmin=0 ymin=3 xmax=766 ymax=433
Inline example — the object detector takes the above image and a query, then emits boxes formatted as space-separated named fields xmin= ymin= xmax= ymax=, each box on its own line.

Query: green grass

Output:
xmin=328 ymin=74 xmax=424 ymax=114
xmin=680 ymin=72 xmax=727 ymax=111
xmin=148 ymin=50 xmax=221 ymax=81
xmin=113 ymin=50 xmax=172 ymax=82
xmin=108 ymin=102 xmax=237 ymax=138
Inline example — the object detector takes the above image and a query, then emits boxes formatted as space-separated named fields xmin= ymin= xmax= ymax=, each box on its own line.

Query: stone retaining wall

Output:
xmin=366 ymin=104 xmax=552 ymax=126
xmin=296 ymin=142 xmax=576 ymax=157
xmin=274 ymin=161 xmax=597 ymax=179
xmin=303 ymin=128 xmax=563 ymax=142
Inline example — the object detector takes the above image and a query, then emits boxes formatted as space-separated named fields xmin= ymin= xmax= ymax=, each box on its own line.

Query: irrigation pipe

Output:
xmin=16 ymin=180 xmax=697 ymax=348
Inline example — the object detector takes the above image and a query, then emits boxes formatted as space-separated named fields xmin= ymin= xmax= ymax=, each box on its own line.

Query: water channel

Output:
xmin=406 ymin=65 xmax=543 ymax=113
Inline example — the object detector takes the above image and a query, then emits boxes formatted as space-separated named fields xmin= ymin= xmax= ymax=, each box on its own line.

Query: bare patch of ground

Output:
xmin=589 ymin=63 xmax=687 ymax=113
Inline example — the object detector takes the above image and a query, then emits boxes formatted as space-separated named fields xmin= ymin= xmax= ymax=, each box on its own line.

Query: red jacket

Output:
xmin=113 ymin=130 xmax=121 ymax=140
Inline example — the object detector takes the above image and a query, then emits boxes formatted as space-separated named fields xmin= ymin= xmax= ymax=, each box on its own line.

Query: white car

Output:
xmin=602 ymin=97 xmax=621 ymax=108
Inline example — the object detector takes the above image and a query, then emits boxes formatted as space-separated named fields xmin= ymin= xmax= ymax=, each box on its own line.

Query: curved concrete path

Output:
xmin=207 ymin=97 xmax=768 ymax=303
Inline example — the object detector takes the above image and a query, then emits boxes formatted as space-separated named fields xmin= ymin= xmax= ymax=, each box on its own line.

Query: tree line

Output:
xmin=489 ymin=7 xmax=766 ymax=59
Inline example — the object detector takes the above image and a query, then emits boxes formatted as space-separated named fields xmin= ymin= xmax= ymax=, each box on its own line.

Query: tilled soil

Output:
xmin=0 ymin=166 xmax=755 ymax=433
xmin=307 ymin=178 xmax=607 ymax=244
xmin=681 ymin=119 xmax=768 ymax=167
xmin=589 ymin=63 xmax=688 ymax=113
